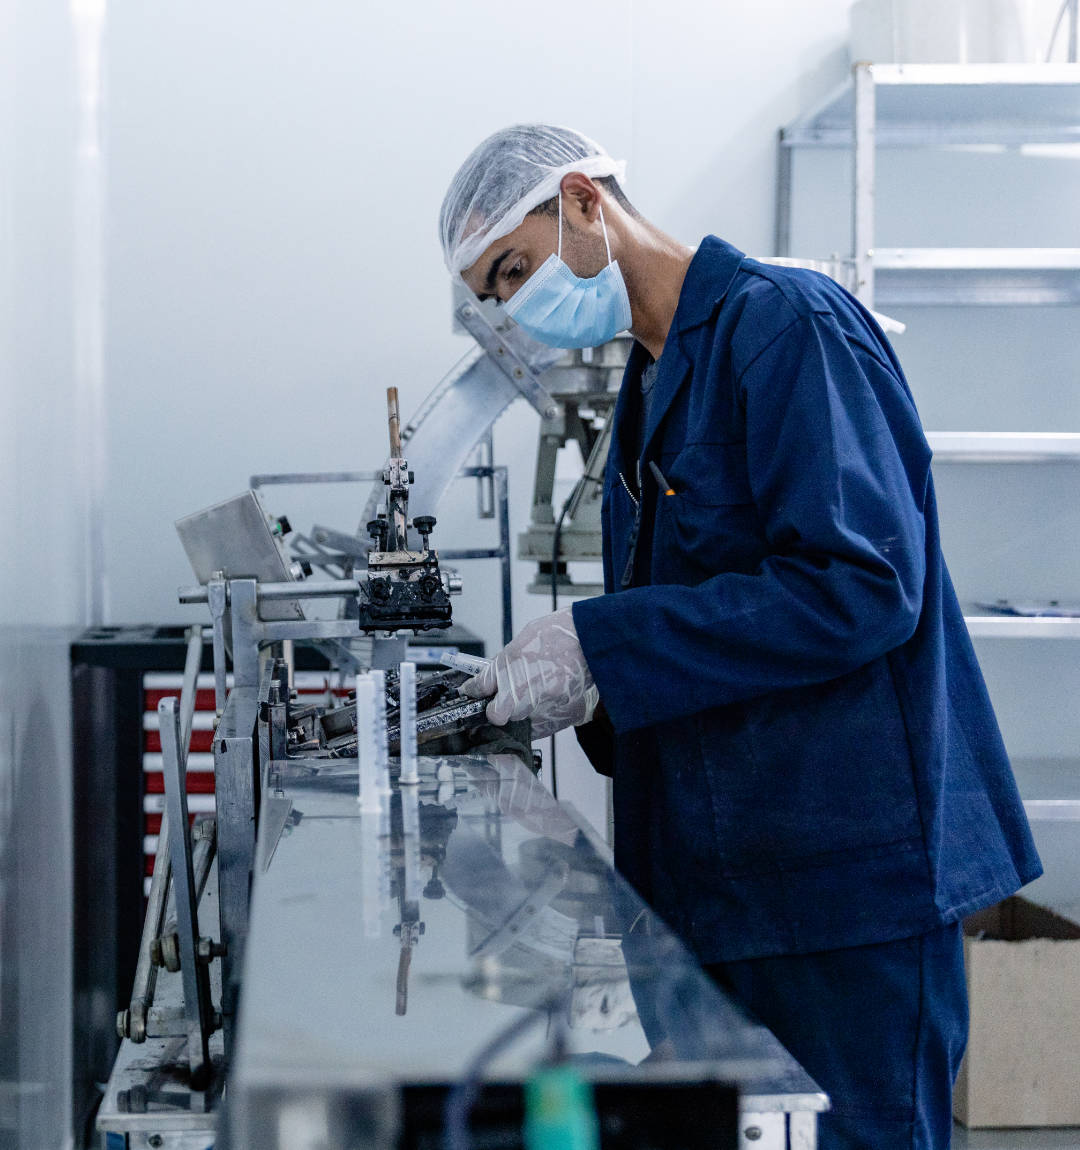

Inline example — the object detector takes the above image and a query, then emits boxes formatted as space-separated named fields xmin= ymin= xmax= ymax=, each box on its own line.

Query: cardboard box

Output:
xmin=954 ymin=896 xmax=1080 ymax=1127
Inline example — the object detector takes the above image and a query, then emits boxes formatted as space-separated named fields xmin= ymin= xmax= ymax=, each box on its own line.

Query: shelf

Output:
xmin=782 ymin=63 xmax=1080 ymax=149
xmin=964 ymin=615 xmax=1080 ymax=638
xmin=1013 ymin=759 xmax=1080 ymax=823
xmin=927 ymin=432 xmax=1080 ymax=461
xmin=873 ymin=247 xmax=1080 ymax=305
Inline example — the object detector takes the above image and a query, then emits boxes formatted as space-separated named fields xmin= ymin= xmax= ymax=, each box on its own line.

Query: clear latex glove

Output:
xmin=460 ymin=607 xmax=598 ymax=740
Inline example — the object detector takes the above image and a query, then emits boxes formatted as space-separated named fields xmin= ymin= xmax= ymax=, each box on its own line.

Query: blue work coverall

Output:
xmin=571 ymin=237 xmax=1043 ymax=1148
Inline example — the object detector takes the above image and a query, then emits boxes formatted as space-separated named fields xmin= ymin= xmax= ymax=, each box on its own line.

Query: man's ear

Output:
xmin=560 ymin=172 xmax=602 ymax=223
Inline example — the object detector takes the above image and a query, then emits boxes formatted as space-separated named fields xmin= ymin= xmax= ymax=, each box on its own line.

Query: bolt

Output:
xmin=148 ymin=1135 xmax=164 ymax=1148
xmin=513 ymin=367 xmax=524 ymax=378
xmin=461 ymin=305 xmax=474 ymax=318
xmin=744 ymin=1127 xmax=763 ymax=1141
xmin=197 ymin=937 xmax=227 ymax=961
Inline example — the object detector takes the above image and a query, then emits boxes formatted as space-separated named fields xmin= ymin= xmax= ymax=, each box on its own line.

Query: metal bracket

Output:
xmin=456 ymin=301 xmax=560 ymax=420
xmin=208 ymin=575 xmax=228 ymax=713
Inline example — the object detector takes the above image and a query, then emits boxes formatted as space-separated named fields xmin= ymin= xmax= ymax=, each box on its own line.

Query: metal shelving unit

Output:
xmin=777 ymin=65 xmax=1080 ymax=935
xmin=776 ymin=63 xmax=1080 ymax=306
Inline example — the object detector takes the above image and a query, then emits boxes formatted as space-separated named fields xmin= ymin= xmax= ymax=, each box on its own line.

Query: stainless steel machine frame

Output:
xmin=98 ymin=562 xmax=829 ymax=1149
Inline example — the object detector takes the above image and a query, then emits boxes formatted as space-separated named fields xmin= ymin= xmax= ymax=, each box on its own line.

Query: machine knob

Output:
xmin=413 ymin=515 xmax=436 ymax=536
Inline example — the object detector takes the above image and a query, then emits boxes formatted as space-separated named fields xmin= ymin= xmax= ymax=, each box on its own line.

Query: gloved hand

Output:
xmin=460 ymin=607 xmax=599 ymax=741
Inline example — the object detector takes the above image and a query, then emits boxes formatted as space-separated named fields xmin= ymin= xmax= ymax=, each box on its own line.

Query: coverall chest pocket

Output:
xmin=652 ymin=441 xmax=762 ymax=583
xmin=667 ymin=441 xmax=752 ymax=506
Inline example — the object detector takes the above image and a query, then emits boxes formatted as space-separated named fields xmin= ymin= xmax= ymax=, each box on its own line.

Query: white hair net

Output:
xmin=439 ymin=124 xmax=627 ymax=277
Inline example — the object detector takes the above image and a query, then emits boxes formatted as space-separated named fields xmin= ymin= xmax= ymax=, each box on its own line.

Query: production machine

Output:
xmin=97 ymin=307 xmax=828 ymax=1150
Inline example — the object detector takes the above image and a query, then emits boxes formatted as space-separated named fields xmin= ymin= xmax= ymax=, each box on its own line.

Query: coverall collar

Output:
xmin=668 ymin=235 xmax=746 ymax=334
xmin=626 ymin=236 xmax=746 ymax=463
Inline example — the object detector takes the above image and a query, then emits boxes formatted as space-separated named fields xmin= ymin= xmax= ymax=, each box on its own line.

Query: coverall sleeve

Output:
xmin=572 ymin=311 xmax=931 ymax=734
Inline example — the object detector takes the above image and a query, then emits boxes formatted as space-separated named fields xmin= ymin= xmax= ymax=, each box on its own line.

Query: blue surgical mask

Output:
xmin=503 ymin=198 xmax=632 ymax=348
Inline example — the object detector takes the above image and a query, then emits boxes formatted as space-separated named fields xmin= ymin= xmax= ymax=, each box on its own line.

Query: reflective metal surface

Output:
xmin=227 ymin=752 xmax=827 ymax=1148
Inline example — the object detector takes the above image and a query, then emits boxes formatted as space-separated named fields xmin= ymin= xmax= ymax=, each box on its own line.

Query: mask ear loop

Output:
xmin=598 ymin=202 xmax=613 ymax=265
xmin=557 ymin=191 xmax=563 ymax=262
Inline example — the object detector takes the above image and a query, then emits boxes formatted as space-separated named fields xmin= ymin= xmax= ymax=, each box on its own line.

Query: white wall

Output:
xmin=1 ymin=0 xmax=90 ymax=628
xmin=100 ymin=0 xmax=855 ymax=640
xmin=5 ymin=0 xmax=856 ymax=826
xmin=97 ymin=0 xmax=856 ymax=824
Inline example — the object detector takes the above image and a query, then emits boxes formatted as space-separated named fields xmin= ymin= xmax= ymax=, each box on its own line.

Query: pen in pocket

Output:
xmin=649 ymin=460 xmax=676 ymax=496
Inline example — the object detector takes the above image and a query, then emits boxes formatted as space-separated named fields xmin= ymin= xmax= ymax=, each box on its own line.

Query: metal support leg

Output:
xmin=475 ymin=428 xmax=495 ymax=519
xmin=208 ymin=575 xmax=228 ymax=713
xmin=495 ymin=466 xmax=513 ymax=646
xmin=119 ymin=627 xmax=203 ymax=1044
xmin=214 ymin=686 xmax=259 ymax=1055
xmin=229 ymin=578 xmax=261 ymax=690
xmin=159 ymin=697 xmax=214 ymax=1088
xmin=775 ymin=130 xmax=793 ymax=258
xmin=852 ymin=61 xmax=876 ymax=307
xmin=120 ymin=825 xmax=170 ymax=1042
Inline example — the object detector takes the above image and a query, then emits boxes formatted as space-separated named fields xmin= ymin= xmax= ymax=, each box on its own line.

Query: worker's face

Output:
xmin=460 ymin=190 xmax=611 ymax=306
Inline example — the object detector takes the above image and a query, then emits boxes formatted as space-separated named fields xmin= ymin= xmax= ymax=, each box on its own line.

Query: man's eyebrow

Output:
xmin=484 ymin=249 xmax=513 ymax=293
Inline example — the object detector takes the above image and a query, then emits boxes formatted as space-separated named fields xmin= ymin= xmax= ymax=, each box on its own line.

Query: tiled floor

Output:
xmin=954 ymin=1125 xmax=1080 ymax=1149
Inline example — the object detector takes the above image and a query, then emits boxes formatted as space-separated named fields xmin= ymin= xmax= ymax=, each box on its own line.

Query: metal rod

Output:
xmin=162 ymin=821 xmax=216 ymax=945
xmin=208 ymin=579 xmax=228 ymax=713
xmin=495 ymin=467 xmax=513 ymax=646
xmin=775 ymin=130 xmax=793 ymax=258
xmin=180 ymin=626 xmax=203 ymax=752
xmin=250 ymin=470 xmax=382 ymax=489
xmin=852 ymin=61 xmax=876 ymax=306
xmin=1069 ymin=0 xmax=1078 ymax=62
xmin=120 ymin=629 xmax=201 ymax=1043
xmin=159 ymin=697 xmax=214 ymax=1087
xmin=387 ymin=387 xmax=402 ymax=457
xmin=179 ymin=578 xmax=361 ymax=605
xmin=122 ymin=816 xmax=171 ymax=1042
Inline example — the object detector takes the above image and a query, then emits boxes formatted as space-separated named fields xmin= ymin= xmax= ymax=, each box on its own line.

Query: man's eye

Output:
xmin=505 ymin=261 xmax=523 ymax=281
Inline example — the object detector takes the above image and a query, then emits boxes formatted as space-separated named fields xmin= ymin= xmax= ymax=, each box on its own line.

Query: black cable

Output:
xmin=443 ymin=1004 xmax=551 ymax=1150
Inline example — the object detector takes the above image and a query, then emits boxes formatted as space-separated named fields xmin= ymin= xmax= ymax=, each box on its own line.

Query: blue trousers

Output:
xmin=706 ymin=922 xmax=968 ymax=1150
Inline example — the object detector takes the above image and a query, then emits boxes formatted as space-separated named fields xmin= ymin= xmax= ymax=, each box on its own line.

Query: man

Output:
xmin=440 ymin=124 xmax=1041 ymax=1149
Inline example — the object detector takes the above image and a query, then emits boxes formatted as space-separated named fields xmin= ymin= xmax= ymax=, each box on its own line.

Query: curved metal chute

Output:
xmin=361 ymin=322 xmax=565 ymax=534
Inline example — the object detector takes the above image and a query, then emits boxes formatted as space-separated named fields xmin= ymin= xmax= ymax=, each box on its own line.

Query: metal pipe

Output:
xmin=161 ymin=821 xmax=216 ymax=957
xmin=159 ymin=697 xmax=214 ymax=1088
xmin=180 ymin=625 xmax=202 ymax=752
xmin=1069 ymin=0 xmax=1078 ymax=62
xmin=496 ymin=467 xmax=513 ymax=646
xmin=179 ymin=578 xmax=361 ymax=605
xmin=387 ymin=387 xmax=402 ymax=457
xmin=852 ymin=61 xmax=876 ymax=307
xmin=119 ymin=627 xmax=201 ymax=1041
xmin=120 ymin=818 xmax=171 ymax=1042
